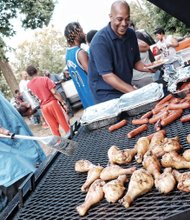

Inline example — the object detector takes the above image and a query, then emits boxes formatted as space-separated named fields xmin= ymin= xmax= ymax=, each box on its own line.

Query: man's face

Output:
xmin=110 ymin=4 xmax=130 ymax=37
xmin=156 ymin=33 xmax=163 ymax=41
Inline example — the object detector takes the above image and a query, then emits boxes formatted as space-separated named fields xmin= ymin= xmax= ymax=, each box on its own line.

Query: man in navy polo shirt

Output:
xmin=88 ymin=0 xmax=152 ymax=104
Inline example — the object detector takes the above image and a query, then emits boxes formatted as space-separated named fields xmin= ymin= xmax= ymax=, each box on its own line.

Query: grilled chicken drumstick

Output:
xmin=161 ymin=151 xmax=190 ymax=169
xmin=155 ymin=168 xmax=176 ymax=194
xmin=81 ymin=165 xmax=104 ymax=192
xmin=173 ymin=170 xmax=190 ymax=192
xmin=119 ymin=168 xmax=154 ymax=208
xmin=142 ymin=152 xmax=161 ymax=180
xmin=134 ymin=137 xmax=150 ymax=163
xmin=75 ymin=159 xmax=95 ymax=172
xmin=76 ymin=179 xmax=105 ymax=216
xmin=103 ymin=175 xmax=127 ymax=203
xmin=100 ymin=165 xmax=136 ymax=181
xmin=108 ymin=145 xmax=136 ymax=165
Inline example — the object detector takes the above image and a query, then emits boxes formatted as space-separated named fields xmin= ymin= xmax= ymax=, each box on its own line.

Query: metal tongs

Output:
xmin=0 ymin=133 xmax=78 ymax=156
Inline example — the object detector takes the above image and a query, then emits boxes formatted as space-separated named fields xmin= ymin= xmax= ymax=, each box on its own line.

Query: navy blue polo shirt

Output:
xmin=88 ymin=23 xmax=140 ymax=104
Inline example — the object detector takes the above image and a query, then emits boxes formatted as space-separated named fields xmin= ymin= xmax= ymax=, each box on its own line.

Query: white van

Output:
xmin=60 ymin=74 xmax=82 ymax=109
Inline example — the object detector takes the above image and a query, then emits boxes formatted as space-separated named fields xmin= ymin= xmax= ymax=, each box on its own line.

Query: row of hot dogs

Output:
xmin=108 ymin=92 xmax=190 ymax=138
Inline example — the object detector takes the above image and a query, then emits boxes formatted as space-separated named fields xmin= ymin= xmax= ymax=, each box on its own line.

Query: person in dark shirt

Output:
xmin=88 ymin=0 xmax=153 ymax=104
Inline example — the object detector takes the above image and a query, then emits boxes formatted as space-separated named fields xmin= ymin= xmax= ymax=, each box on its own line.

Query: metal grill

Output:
xmin=13 ymin=109 xmax=190 ymax=220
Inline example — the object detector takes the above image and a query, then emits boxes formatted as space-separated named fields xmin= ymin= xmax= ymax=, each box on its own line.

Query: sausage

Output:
xmin=132 ymin=118 xmax=149 ymax=125
xmin=180 ymin=114 xmax=190 ymax=123
xmin=146 ymin=130 xmax=166 ymax=140
xmin=127 ymin=124 xmax=148 ymax=139
xmin=108 ymin=119 xmax=128 ymax=132
xmin=149 ymin=110 xmax=168 ymax=124
xmin=161 ymin=110 xmax=183 ymax=127
xmin=168 ymin=102 xmax=190 ymax=110
xmin=152 ymin=105 xmax=168 ymax=115
xmin=155 ymin=94 xmax=173 ymax=107
xmin=141 ymin=111 xmax=153 ymax=119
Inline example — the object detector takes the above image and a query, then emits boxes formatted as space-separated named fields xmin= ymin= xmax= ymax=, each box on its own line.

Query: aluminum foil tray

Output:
xmin=86 ymin=115 xmax=120 ymax=131
xmin=80 ymin=98 xmax=120 ymax=127
xmin=119 ymin=83 xmax=164 ymax=115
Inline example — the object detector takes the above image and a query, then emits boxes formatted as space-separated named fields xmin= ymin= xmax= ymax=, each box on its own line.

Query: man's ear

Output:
xmin=109 ymin=13 xmax=112 ymax=19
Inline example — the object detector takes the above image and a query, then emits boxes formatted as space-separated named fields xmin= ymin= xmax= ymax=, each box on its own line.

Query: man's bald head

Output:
xmin=109 ymin=0 xmax=130 ymax=37
xmin=110 ymin=0 xmax=130 ymax=16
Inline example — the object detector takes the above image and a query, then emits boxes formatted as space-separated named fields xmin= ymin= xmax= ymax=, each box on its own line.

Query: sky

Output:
xmin=6 ymin=0 xmax=133 ymax=49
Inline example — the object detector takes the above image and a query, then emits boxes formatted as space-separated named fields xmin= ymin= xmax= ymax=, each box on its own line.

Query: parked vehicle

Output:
xmin=59 ymin=73 xmax=82 ymax=110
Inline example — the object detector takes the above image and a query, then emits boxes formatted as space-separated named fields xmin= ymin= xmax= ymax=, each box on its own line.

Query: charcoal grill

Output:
xmin=3 ymin=110 xmax=190 ymax=220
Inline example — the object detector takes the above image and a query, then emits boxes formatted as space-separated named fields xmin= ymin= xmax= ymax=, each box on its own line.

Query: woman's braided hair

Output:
xmin=64 ymin=22 xmax=82 ymax=45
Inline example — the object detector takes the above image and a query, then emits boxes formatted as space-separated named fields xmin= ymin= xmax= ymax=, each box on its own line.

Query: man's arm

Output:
xmin=138 ymin=39 xmax=150 ymax=52
xmin=134 ymin=60 xmax=155 ymax=73
xmin=102 ymin=73 xmax=136 ymax=93
xmin=78 ymin=49 xmax=89 ymax=73
xmin=51 ymin=88 xmax=65 ymax=103
xmin=167 ymin=36 xmax=179 ymax=48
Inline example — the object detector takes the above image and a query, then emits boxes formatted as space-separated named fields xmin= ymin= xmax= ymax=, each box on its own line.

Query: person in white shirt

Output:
xmin=132 ymin=39 xmax=154 ymax=88
xmin=154 ymin=27 xmax=179 ymax=59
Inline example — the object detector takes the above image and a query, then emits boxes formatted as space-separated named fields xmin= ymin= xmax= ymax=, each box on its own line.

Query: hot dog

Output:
xmin=149 ymin=110 xmax=168 ymax=124
xmin=155 ymin=94 xmax=173 ymax=107
xmin=141 ymin=111 xmax=153 ymax=119
xmin=161 ymin=110 xmax=183 ymax=127
xmin=127 ymin=124 xmax=148 ymax=139
xmin=180 ymin=114 xmax=190 ymax=123
xmin=132 ymin=118 xmax=149 ymax=125
xmin=146 ymin=130 xmax=166 ymax=140
xmin=152 ymin=105 xmax=168 ymax=115
xmin=168 ymin=102 xmax=190 ymax=110
xmin=108 ymin=119 xmax=128 ymax=132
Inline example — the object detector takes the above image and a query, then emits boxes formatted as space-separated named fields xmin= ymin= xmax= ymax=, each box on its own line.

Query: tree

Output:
xmin=130 ymin=0 xmax=190 ymax=36
xmin=0 ymin=0 xmax=55 ymax=97
xmin=13 ymin=26 xmax=67 ymax=75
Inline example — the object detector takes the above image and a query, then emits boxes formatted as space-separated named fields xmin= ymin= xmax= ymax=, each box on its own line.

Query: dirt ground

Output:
xmin=25 ymin=108 xmax=83 ymax=156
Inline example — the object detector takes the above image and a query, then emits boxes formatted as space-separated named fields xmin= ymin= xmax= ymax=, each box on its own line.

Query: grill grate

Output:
xmin=13 ymin=109 xmax=190 ymax=220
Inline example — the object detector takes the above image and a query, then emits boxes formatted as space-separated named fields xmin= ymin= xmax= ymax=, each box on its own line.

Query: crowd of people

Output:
xmin=0 ymin=0 xmax=180 ymax=213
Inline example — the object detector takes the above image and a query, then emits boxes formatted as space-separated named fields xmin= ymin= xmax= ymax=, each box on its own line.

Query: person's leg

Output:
xmin=41 ymin=107 xmax=60 ymax=136
xmin=52 ymin=101 xmax=70 ymax=135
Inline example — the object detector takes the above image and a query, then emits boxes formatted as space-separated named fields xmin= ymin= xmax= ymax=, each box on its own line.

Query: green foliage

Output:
xmin=12 ymin=26 xmax=67 ymax=75
xmin=0 ymin=0 xmax=55 ymax=60
xmin=130 ymin=0 xmax=190 ymax=37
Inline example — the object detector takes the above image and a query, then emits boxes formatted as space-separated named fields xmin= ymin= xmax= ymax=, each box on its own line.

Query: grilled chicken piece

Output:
xmin=81 ymin=165 xmax=104 ymax=192
xmin=150 ymin=135 xmax=181 ymax=157
xmin=100 ymin=165 xmax=136 ymax=181
xmin=183 ymin=149 xmax=190 ymax=161
xmin=103 ymin=175 xmax=127 ymax=203
xmin=187 ymin=134 xmax=190 ymax=144
xmin=75 ymin=159 xmax=95 ymax=172
xmin=162 ymin=136 xmax=181 ymax=153
xmin=155 ymin=168 xmax=176 ymax=194
xmin=161 ymin=151 xmax=190 ymax=169
xmin=148 ymin=130 xmax=165 ymax=157
xmin=76 ymin=179 xmax=105 ymax=216
xmin=108 ymin=145 xmax=136 ymax=165
xmin=173 ymin=170 xmax=190 ymax=192
xmin=149 ymin=130 xmax=165 ymax=149
xmin=134 ymin=137 xmax=150 ymax=163
xmin=142 ymin=152 xmax=161 ymax=179
xmin=119 ymin=168 xmax=154 ymax=208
